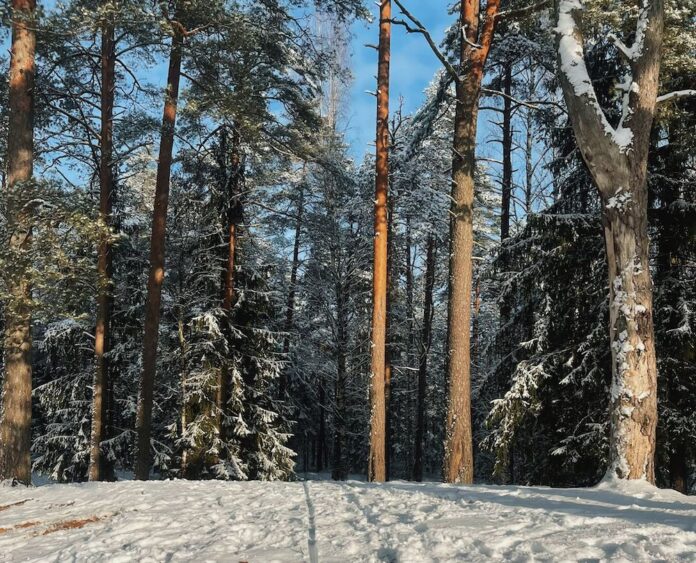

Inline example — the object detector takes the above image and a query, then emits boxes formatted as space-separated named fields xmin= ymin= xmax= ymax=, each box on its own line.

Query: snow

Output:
xmin=2 ymin=477 xmax=696 ymax=562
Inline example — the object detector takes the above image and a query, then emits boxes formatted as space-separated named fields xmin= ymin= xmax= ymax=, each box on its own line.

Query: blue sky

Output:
xmin=346 ymin=1 xmax=454 ymax=159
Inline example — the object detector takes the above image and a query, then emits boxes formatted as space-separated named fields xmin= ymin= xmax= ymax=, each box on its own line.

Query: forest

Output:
xmin=0 ymin=0 xmax=694 ymax=508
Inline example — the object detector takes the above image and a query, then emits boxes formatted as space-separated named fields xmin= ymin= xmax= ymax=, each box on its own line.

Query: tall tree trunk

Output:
xmin=471 ymin=270 xmax=481 ymax=371
xmin=0 ymin=0 xmax=36 ymax=486
xmin=317 ymin=378 xmax=325 ymax=472
xmin=134 ymin=28 xmax=184 ymax=481
xmin=500 ymin=63 xmax=513 ymax=242
xmin=218 ymin=126 xmax=242 ymax=447
xmin=368 ymin=0 xmax=391 ymax=483
xmin=603 ymin=185 xmax=658 ymax=481
xmin=281 ymin=182 xmax=305 ymax=395
xmin=177 ymin=314 xmax=191 ymax=477
xmin=499 ymin=63 xmax=514 ymax=345
xmin=443 ymin=0 xmax=500 ymax=484
xmin=555 ymin=0 xmax=663 ymax=482
xmin=89 ymin=6 xmax=116 ymax=482
xmin=332 ymin=280 xmax=348 ymax=481
xmin=405 ymin=217 xmax=416 ymax=469
xmin=524 ymin=67 xmax=534 ymax=214
xmin=413 ymin=235 xmax=435 ymax=482
xmin=385 ymin=194 xmax=397 ymax=480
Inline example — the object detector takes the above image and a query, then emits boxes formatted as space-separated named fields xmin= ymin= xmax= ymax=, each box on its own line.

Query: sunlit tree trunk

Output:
xmin=368 ymin=0 xmax=391 ymax=483
xmin=89 ymin=4 xmax=116 ymax=482
xmin=134 ymin=26 xmax=184 ymax=481
xmin=0 ymin=0 xmax=37 ymax=486
xmin=555 ymin=0 xmax=663 ymax=482
xmin=444 ymin=0 xmax=500 ymax=484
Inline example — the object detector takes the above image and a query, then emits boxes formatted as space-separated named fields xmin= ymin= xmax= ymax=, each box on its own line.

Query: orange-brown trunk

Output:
xmin=89 ymin=7 xmax=116 ymax=482
xmin=368 ymin=0 xmax=391 ymax=483
xmin=134 ymin=28 xmax=184 ymax=481
xmin=0 ymin=0 xmax=36 ymax=486
xmin=443 ymin=0 xmax=499 ymax=484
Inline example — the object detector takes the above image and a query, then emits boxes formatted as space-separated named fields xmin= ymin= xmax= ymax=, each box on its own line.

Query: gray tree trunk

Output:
xmin=555 ymin=0 xmax=664 ymax=482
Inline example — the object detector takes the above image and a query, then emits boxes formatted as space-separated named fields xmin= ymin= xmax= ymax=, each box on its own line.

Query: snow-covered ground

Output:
xmin=1 ymin=476 xmax=695 ymax=562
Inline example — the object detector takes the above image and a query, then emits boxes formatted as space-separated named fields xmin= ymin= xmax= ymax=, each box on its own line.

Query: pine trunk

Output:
xmin=332 ymin=280 xmax=348 ymax=481
xmin=368 ymin=0 xmax=391 ymax=483
xmin=443 ymin=78 xmax=478 ymax=485
xmin=0 ymin=0 xmax=36 ymax=486
xmin=218 ymin=127 xmax=242 ymax=446
xmin=500 ymin=63 xmax=513 ymax=242
xmin=89 ymin=9 xmax=116 ymax=482
xmin=443 ymin=0 xmax=499 ymax=484
xmin=134 ymin=29 xmax=183 ymax=481
xmin=281 ymin=183 xmax=304 ymax=395
xmin=317 ymin=378 xmax=325 ymax=472
xmin=413 ymin=235 xmax=435 ymax=482
xmin=404 ymin=218 xmax=416 ymax=469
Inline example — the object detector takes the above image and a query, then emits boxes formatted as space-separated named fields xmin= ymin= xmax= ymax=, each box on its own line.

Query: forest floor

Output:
xmin=1 ymin=475 xmax=695 ymax=562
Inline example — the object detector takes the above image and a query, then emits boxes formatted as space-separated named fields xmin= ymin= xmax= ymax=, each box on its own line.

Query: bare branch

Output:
xmin=391 ymin=0 xmax=461 ymax=84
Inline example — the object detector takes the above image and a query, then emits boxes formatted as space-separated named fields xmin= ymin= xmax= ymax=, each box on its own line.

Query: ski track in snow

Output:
xmin=1 ymin=477 xmax=696 ymax=562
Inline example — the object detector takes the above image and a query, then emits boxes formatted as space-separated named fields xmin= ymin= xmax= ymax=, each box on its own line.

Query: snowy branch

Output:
xmin=496 ymin=0 xmax=551 ymax=21
xmin=656 ymin=89 xmax=696 ymax=104
xmin=481 ymin=87 xmax=566 ymax=113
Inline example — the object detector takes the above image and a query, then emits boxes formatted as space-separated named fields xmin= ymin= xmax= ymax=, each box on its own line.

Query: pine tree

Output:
xmin=0 ymin=0 xmax=37 ymax=486
xmin=368 ymin=0 xmax=391 ymax=484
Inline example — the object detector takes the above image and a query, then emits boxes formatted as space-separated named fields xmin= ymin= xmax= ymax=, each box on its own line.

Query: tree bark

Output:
xmin=368 ymin=0 xmax=391 ymax=483
xmin=134 ymin=27 xmax=184 ymax=481
xmin=281 ymin=182 xmax=305 ymax=395
xmin=413 ymin=235 xmax=435 ymax=482
xmin=499 ymin=63 xmax=514 ymax=339
xmin=501 ymin=63 xmax=513 ymax=241
xmin=405 ymin=216 xmax=416 ymax=469
xmin=443 ymin=0 xmax=500 ymax=484
xmin=217 ymin=126 xmax=242 ymax=447
xmin=89 ymin=5 xmax=116 ymax=482
xmin=603 ymin=186 xmax=658 ymax=481
xmin=555 ymin=0 xmax=663 ymax=482
xmin=332 ymin=280 xmax=348 ymax=481
xmin=317 ymin=377 xmax=325 ymax=472
xmin=0 ymin=0 xmax=36 ymax=486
